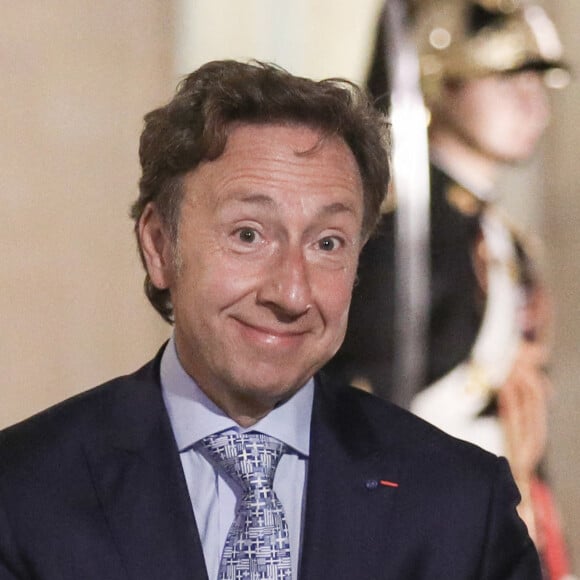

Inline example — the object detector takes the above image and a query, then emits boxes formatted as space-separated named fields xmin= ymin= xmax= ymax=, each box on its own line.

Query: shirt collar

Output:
xmin=160 ymin=337 xmax=313 ymax=457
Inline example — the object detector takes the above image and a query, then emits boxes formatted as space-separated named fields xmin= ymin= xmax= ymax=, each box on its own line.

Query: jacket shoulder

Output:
xmin=0 ymin=355 xmax=161 ymax=471
xmin=318 ymin=373 xmax=502 ymax=476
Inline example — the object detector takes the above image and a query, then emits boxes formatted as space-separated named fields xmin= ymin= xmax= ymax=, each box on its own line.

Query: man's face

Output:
xmin=141 ymin=123 xmax=365 ymax=424
xmin=437 ymin=71 xmax=551 ymax=164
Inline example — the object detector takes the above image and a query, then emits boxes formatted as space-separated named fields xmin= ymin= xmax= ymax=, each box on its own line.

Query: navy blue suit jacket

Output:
xmin=0 ymin=351 xmax=540 ymax=579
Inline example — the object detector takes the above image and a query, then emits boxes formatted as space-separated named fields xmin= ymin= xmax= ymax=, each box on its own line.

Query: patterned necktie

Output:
xmin=201 ymin=431 xmax=293 ymax=580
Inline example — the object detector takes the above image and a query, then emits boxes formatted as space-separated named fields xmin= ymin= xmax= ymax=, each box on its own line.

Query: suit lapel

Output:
xmin=299 ymin=377 xmax=403 ymax=578
xmin=81 ymin=360 xmax=404 ymax=579
xmin=83 ymin=358 xmax=209 ymax=580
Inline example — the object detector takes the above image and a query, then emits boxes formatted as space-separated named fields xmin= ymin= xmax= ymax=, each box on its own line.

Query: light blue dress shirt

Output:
xmin=160 ymin=338 xmax=313 ymax=580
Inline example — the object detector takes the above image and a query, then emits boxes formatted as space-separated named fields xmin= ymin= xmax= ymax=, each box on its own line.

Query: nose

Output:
xmin=257 ymin=246 xmax=313 ymax=320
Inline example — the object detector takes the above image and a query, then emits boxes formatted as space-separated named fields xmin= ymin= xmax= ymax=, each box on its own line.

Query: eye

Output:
xmin=318 ymin=236 xmax=341 ymax=252
xmin=237 ymin=228 xmax=259 ymax=243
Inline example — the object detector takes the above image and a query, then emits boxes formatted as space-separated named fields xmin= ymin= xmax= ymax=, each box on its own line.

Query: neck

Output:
xmin=429 ymin=126 xmax=499 ymax=197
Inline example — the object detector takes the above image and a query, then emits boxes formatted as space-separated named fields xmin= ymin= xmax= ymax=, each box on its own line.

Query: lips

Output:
xmin=231 ymin=317 xmax=310 ymax=349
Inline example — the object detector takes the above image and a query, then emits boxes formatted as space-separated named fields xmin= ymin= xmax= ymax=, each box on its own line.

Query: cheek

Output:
xmin=484 ymin=108 xmax=541 ymax=155
xmin=314 ymin=267 xmax=357 ymax=322
xmin=482 ymin=115 xmax=512 ymax=144
xmin=201 ymin=253 xmax=268 ymax=307
xmin=459 ymin=96 xmax=516 ymax=151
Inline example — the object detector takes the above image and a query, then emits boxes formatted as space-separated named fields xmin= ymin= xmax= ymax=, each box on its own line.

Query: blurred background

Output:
xmin=2 ymin=0 xmax=578 ymax=562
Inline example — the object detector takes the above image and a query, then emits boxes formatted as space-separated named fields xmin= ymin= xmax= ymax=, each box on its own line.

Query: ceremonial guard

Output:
xmin=327 ymin=1 xmax=573 ymax=576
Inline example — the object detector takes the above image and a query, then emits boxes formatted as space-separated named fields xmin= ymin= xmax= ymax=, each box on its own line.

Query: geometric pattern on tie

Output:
xmin=200 ymin=431 xmax=293 ymax=580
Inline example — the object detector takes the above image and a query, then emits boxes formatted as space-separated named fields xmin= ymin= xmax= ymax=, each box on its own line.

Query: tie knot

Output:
xmin=201 ymin=431 xmax=287 ymax=492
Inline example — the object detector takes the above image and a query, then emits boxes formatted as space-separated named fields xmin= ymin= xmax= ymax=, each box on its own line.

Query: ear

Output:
xmin=138 ymin=202 xmax=175 ymax=290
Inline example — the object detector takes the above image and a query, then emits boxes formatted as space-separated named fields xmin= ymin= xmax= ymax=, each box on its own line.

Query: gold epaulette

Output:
xmin=445 ymin=183 xmax=486 ymax=216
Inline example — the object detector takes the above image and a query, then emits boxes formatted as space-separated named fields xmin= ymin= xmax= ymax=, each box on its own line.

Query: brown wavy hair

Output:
xmin=131 ymin=60 xmax=391 ymax=323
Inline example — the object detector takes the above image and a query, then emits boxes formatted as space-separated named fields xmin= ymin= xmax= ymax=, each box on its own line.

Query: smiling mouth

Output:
xmin=232 ymin=318 xmax=310 ymax=347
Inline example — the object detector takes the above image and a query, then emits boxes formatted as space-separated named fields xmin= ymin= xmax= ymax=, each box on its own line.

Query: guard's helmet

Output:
xmin=412 ymin=0 xmax=569 ymax=104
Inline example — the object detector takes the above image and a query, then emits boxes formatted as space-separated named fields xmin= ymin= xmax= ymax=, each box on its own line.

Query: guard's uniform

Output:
xmin=332 ymin=0 xmax=574 ymax=574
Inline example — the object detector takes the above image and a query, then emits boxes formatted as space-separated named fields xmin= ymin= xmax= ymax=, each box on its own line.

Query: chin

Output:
xmin=491 ymin=146 xmax=537 ymax=166
xmin=231 ymin=380 xmax=300 ymax=414
xmin=236 ymin=365 xmax=312 ymax=398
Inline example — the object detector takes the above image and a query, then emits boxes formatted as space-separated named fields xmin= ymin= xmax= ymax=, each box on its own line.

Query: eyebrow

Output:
xmin=316 ymin=201 xmax=359 ymax=219
xmin=234 ymin=193 xmax=276 ymax=208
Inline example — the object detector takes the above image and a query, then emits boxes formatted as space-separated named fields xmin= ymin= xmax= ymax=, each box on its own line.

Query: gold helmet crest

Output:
xmin=411 ymin=0 xmax=569 ymax=103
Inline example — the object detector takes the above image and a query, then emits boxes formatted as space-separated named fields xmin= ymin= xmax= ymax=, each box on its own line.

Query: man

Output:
xmin=328 ymin=1 xmax=571 ymax=576
xmin=0 ymin=60 xmax=540 ymax=579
